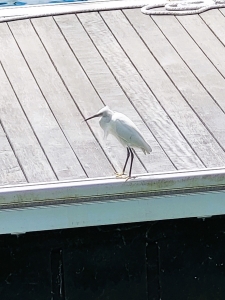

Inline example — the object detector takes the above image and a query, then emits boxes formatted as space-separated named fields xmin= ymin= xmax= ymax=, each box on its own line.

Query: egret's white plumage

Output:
xmin=85 ymin=106 xmax=152 ymax=177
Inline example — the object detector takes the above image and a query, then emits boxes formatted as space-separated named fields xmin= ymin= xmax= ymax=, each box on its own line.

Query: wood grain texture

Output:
xmin=0 ymin=22 xmax=86 ymax=181
xmin=31 ymin=16 xmax=146 ymax=175
xmin=124 ymin=9 xmax=225 ymax=167
xmin=0 ymin=63 xmax=56 ymax=183
xmin=79 ymin=11 xmax=205 ymax=170
xmin=201 ymin=9 xmax=225 ymax=47
xmin=0 ymin=123 xmax=27 ymax=185
xmin=177 ymin=14 xmax=225 ymax=78
xmin=9 ymin=19 xmax=113 ymax=178
xmin=1 ymin=9 xmax=225 ymax=186
xmin=55 ymin=14 xmax=175 ymax=173
xmin=151 ymin=14 xmax=225 ymax=113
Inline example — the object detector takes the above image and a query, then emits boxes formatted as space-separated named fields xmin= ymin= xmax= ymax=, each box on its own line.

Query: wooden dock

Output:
xmin=1 ymin=7 xmax=225 ymax=186
xmin=1 ymin=6 xmax=225 ymax=299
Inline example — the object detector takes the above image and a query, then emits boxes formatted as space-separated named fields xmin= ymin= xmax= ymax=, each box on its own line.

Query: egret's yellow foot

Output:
xmin=115 ymin=172 xmax=136 ymax=181
xmin=115 ymin=172 xmax=126 ymax=179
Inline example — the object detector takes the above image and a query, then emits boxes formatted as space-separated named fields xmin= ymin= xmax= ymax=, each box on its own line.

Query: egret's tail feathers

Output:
xmin=142 ymin=143 xmax=152 ymax=154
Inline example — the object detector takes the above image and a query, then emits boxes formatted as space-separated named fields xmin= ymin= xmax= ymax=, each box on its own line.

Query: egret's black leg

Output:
xmin=122 ymin=147 xmax=130 ymax=174
xmin=129 ymin=148 xmax=134 ymax=178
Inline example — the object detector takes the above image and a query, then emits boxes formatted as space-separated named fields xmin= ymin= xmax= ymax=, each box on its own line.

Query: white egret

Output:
xmin=84 ymin=106 xmax=152 ymax=178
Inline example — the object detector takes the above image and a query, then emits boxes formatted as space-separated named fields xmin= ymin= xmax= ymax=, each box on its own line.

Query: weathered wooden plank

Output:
xmin=177 ymin=14 xmax=225 ymax=78
xmin=78 ymin=11 xmax=206 ymax=170
xmin=0 ymin=22 xmax=86 ymax=181
xmin=201 ymin=9 xmax=225 ymax=46
xmin=0 ymin=123 xmax=27 ymax=185
xmin=31 ymin=16 xmax=146 ymax=176
xmin=124 ymin=9 xmax=225 ymax=166
xmin=0 ymin=63 xmax=56 ymax=183
xmin=9 ymin=19 xmax=113 ymax=178
xmin=153 ymin=12 xmax=225 ymax=113
xmin=151 ymin=14 xmax=225 ymax=136
xmin=55 ymin=14 xmax=175 ymax=173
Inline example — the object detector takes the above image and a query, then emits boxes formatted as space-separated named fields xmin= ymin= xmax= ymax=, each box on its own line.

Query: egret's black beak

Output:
xmin=84 ymin=113 xmax=102 ymax=121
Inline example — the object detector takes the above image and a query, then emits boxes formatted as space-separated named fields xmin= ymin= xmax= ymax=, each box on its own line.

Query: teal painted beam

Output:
xmin=0 ymin=189 xmax=224 ymax=235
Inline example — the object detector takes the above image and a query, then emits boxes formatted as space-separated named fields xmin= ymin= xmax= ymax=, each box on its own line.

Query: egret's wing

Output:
xmin=113 ymin=116 xmax=150 ymax=153
xmin=115 ymin=117 xmax=141 ymax=143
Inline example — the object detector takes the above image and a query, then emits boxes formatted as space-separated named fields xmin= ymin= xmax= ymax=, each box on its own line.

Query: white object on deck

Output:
xmin=84 ymin=106 xmax=152 ymax=177
xmin=1 ymin=168 xmax=225 ymax=234
xmin=141 ymin=0 xmax=225 ymax=15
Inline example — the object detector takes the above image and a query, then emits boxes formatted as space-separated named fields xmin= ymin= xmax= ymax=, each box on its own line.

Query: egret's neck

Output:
xmin=99 ymin=111 xmax=113 ymax=139
xmin=99 ymin=115 xmax=110 ymax=129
